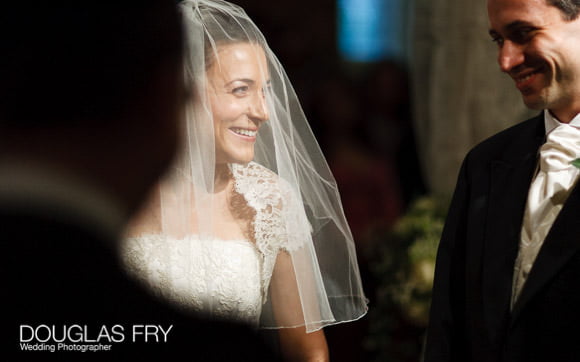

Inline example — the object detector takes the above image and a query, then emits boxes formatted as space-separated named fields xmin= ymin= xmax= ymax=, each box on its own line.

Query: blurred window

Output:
xmin=338 ymin=0 xmax=407 ymax=62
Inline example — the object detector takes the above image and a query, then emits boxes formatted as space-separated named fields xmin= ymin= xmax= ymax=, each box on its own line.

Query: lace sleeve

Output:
xmin=231 ymin=162 xmax=313 ymax=302
xmin=231 ymin=161 xmax=310 ymax=252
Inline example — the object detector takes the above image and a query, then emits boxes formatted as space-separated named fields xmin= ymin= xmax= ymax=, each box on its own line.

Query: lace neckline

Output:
xmin=131 ymin=233 xmax=253 ymax=245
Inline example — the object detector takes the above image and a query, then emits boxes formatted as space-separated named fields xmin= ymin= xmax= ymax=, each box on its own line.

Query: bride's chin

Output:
xmin=229 ymin=150 xmax=255 ymax=165
xmin=215 ymin=144 xmax=255 ymax=166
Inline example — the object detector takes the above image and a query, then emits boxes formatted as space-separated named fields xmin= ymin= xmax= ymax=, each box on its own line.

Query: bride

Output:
xmin=123 ymin=0 xmax=368 ymax=360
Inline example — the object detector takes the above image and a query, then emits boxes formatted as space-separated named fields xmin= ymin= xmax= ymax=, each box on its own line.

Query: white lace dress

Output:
xmin=123 ymin=234 xmax=263 ymax=325
xmin=122 ymin=162 xmax=310 ymax=327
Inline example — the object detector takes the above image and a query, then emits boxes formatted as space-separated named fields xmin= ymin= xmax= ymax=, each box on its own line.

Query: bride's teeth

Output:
xmin=232 ymin=128 xmax=257 ymax=137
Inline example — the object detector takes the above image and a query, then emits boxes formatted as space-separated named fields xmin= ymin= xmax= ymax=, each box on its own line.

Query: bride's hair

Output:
xmin=198 ymin=5 xmax=262 ymax=69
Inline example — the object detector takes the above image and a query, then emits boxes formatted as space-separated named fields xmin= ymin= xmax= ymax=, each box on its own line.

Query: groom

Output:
xmin=425 ymin=0 xmax=580 ymax=361
xmin=0 ymin=1 xmax=276 ymax=360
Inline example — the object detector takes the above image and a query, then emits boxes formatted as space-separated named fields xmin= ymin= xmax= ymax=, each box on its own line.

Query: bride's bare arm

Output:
xmin=271 ymin=251 xmax=330 ymax=362
xmin=278 ymin=327 xmax=329 ymax=362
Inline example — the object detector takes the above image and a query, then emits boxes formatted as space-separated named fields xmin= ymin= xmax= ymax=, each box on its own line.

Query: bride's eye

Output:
xmin=232 ymin=85 xmax=250 ymax=96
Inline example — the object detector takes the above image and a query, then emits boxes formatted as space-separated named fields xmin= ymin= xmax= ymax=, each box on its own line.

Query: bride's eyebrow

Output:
xmin=225 ymin=78 xmax=255 ymax=86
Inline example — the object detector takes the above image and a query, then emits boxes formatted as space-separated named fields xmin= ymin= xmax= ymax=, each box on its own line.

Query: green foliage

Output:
xmin=572 ymin=158 xmax=580 ymax=169
xmin=365 ymin=195 xmax=449 ymax=362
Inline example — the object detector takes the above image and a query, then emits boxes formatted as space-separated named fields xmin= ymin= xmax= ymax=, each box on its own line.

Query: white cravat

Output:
xmin=511 ymin=121 xmax=580 ymax=308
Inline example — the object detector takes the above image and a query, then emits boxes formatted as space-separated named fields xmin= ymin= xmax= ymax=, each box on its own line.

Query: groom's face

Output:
xmin=487 ymin=0 xmax=580 ymax=122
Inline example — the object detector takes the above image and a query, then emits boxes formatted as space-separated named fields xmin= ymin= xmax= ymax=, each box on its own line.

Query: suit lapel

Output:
xmin=481 ymin=115 xmax=545 ymax=342
xmin=510 ymin=182 xmax=580 ymax=323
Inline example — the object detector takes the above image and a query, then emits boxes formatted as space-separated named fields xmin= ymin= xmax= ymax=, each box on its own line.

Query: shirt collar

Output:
xmin=544 ymin=110 xmax=580 ymax=135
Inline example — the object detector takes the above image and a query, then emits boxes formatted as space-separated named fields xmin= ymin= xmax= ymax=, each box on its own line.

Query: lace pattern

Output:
xmin=231 ymin=162 xmax=310 ymax=300
xmin=122 ymin=234 xmax=262 ymax=326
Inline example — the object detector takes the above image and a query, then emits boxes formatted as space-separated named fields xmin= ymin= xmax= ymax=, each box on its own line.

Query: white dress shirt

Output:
xmin=511 ymin=110 xmax=580 ymax=307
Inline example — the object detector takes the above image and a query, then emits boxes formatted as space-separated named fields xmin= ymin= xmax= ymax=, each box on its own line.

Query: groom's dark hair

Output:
xmin=548 ymin=0 xmax=580 ymax=20
xmin=0 ymin=1 xmax=182 ymax=127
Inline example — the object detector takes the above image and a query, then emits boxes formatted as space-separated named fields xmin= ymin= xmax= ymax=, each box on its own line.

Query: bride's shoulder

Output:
xmin=231 ymin=162 xmax=300 ymax=213
xmin=231 ymin=161 xmax=277 ymax=181
xmin=231 ymin=162 xmax=290 ymax=194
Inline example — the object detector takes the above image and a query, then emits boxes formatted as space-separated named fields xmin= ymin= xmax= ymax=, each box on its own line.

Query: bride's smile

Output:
xmin=207 ymin=42 xmax=269 ymax=165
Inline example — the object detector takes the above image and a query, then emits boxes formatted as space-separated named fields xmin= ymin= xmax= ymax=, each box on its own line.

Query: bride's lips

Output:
xmin=228 ymin=127 xmax=258 ymax=141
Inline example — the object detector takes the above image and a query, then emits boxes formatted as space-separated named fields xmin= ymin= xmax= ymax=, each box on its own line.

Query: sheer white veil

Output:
xmin=133 ymin=0 xmax=367 ymax=333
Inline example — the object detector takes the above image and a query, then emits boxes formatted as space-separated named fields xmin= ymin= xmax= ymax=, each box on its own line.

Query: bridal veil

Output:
xmin=133 ymin=0 xmax=368 ymax=333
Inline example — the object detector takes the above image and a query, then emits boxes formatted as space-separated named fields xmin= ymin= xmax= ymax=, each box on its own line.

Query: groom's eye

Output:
xmin=489 ymin=30 xmax=504 ymax=47
xmin=491 ymin=35 xmax=504 ymax=46
xmin=510 ymin=27 xmax=535 ymax=44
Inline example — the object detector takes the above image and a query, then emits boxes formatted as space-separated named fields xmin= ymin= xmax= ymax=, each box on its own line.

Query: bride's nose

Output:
xmin=248 ymin=91 xmax=269 ymax=123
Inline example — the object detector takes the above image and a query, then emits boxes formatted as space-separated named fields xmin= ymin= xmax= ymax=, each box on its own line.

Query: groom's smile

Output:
xmin=488 ymin=0 xmax=580 ymax=123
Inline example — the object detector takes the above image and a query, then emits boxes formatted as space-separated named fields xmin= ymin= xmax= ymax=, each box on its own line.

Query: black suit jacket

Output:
xmin=424 ymin=114 xmax=580 ymax=362
xmin=1 ymin=205 xmax=278 ymax=361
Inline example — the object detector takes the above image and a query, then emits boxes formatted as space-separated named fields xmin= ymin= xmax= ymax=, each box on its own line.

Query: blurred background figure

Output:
xmin=0 ymin=1 xmax=277 ymax=360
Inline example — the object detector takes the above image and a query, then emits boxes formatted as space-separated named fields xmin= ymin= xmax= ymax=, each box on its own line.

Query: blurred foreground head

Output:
xmin=0 ymin=0 xmax=184 ymax=219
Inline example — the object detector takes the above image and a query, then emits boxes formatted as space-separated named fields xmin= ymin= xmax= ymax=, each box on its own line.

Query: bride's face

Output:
xmin=206 ymin=42 xmax=269 ymax=165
